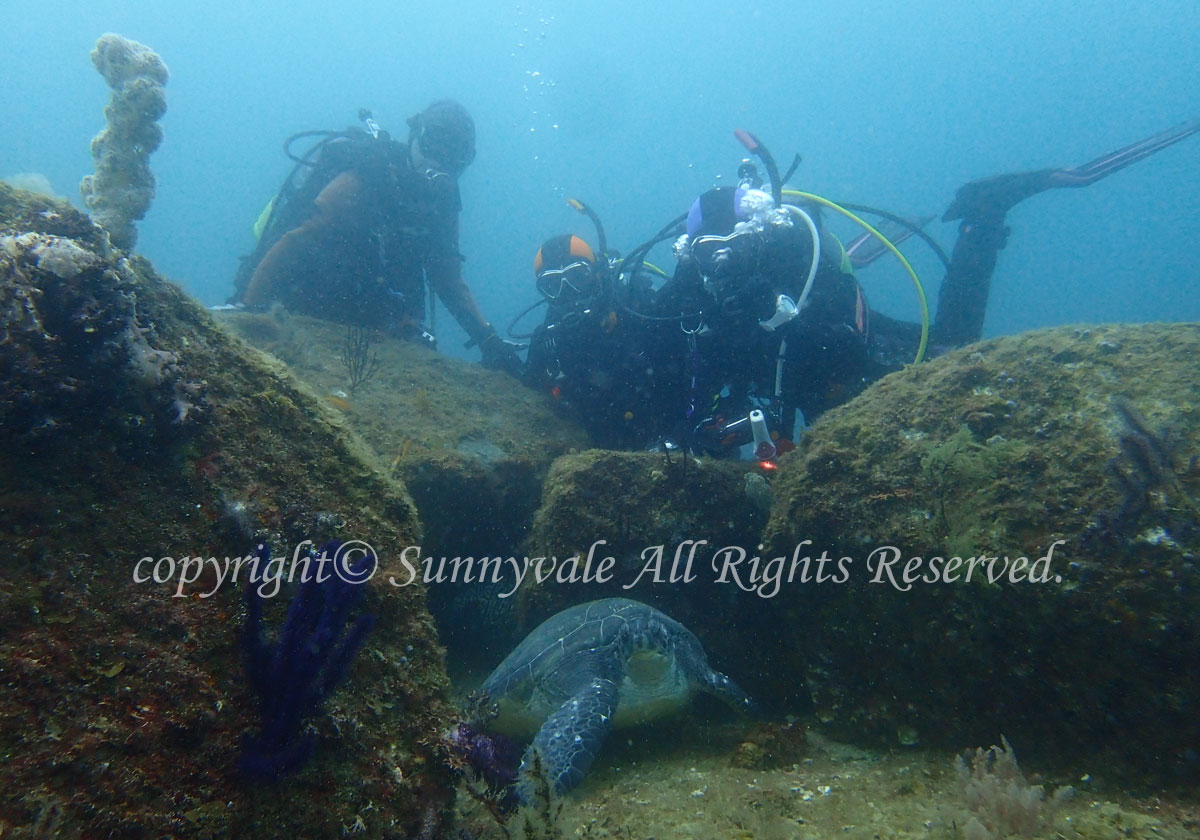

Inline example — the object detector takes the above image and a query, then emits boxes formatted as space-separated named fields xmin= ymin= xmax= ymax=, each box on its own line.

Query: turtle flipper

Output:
xmin=519 ymin=676 xmax=620 ymax=799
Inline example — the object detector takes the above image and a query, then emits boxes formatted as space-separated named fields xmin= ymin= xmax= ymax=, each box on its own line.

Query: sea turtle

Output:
xmin=475 ymin=597 xmax=756 ymax=797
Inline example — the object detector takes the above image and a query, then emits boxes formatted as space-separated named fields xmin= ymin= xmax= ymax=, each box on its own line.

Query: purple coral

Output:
xmin=240 ymin=541 xmax=375 ymax=780
xmin=445 ymin=723 xmax=520 ymax=797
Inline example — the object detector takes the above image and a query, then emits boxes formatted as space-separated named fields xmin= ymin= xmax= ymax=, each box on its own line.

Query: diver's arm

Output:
xmin=426 ymin=215 xmax=521 ymax=372
xmin=426 ymin=230 xmax=493 ymax=346
xmin=241 ymin=172 xmax=364 ymax=308
xmin=433 ymin=268 xmax=500 ymax=346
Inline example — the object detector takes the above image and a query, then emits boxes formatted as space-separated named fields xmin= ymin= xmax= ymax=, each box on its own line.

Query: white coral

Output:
xmin=79 ymin=34 xmax=169 ymax=251
xmin=954 ymin=736 xmax=1074 ymax=838
xmin=33 ymin=237 xmax=100 ymax=279
xmin=1 ymin=233 xmax=99 ymax=279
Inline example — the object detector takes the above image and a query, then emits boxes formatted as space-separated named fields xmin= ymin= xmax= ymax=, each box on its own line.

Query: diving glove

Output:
xmin=480 ymin=330 xmax=523 ymax=376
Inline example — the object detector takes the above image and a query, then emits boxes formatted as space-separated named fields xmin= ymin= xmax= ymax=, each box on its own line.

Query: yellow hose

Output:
xmin=783 ymin=189 xmax=929 ymax=364
xmin=642 ymin=261 xmax=669 ymax=279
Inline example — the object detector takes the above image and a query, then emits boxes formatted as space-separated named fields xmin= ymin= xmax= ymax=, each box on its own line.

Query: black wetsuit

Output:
xmin=238 ymin=139 xmax=496 ymax=346
xmin=524 ymin=280 xmax=680 ymax=450
xmin=655 ymin=205 xmax=870 ymax=444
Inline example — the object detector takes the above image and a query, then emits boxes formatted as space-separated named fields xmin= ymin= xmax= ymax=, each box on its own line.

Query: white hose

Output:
xmin=785 ymin=203 xmax=822 ymax=315
xmin=771 ymin=205 xmax=820 ymax=401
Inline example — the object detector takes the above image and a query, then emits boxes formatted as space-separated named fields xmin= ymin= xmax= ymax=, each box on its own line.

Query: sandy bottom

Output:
xmin=455 ymin=721 xmax=1198 ymax=840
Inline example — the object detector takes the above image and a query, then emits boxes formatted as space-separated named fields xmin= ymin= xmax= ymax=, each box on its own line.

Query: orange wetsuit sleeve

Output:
xmin=241 ymin=171 xmax=365 ymax=308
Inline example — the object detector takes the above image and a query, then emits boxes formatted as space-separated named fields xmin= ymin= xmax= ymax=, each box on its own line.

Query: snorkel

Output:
xmin=567 ymin=198 xmax=608 ymax=262
xmin=734 ymin=129 xmax=782 ymax=208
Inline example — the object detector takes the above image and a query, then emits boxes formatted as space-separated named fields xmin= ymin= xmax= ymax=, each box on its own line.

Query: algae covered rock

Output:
xmin=0 ymin=183 xmax=458 ymax=837
xmin=214 ymin=311 xmax=592 ymax=669
xmin=762 ymin=323 xmax=1200 ymax=783
xmin=517 ymin=449 xmax=775 ymax=670
xmin=214 ymin=310 xmax=590 ymax=558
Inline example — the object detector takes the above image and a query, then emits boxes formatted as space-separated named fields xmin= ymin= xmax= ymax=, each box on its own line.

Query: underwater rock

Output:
xmin=0 ymin=206 xmax=195 ymax=453
xmin=214 ymin=310 xmax=591 ymax=665
xmin=517 ymin=449 xmax=773 ymax=671
xmin=215 ymin=311 xmax=588 ymax=550
xmin=762 ymin=323 xmax=1200 ymax=785
xmin=731 ymin=719 xmax=808 ymax=770
xmin=0 ymin=184 xmax=457 ymax=838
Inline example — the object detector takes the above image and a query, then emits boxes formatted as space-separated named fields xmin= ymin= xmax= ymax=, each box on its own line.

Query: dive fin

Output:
xmin=1049 ymin=116 xmax=1200 ymax=187
xmin=845 ymin=214 xmax=935 ymax=270
xmin=942 ymin=170 xmax=1058 ymax=225
xmin=944 ymin=117 xmax=1200 ymax=226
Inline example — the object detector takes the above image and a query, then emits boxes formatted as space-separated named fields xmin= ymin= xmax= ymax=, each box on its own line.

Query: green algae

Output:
xmin=762 ymin=323 xmax=1200 ymax=785
xmin=0 ymin=184 xmax=457 ymax=838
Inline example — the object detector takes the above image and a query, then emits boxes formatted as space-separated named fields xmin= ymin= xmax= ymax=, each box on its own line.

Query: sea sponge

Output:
xmin=78 ymin=34 xmax=169 ymax=251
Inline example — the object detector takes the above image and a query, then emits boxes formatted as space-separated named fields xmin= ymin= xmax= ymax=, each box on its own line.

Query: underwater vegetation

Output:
xmin=764 ymin=324 xmax=1200 ymax=785
xmin=447 ymin=738 xmax=565 ymax=840
xmin=240 ymin=541 xmax=376 ymax=780
xmin=952 ymin=736 xmax=1075 ymax=840
xmin=340 ymin=324 xmax=381 ymax=393
xmin=1090 ymin=397 xmax=1199 ymax=548
xmin=442 ymin=722 xmax=522 ymax=798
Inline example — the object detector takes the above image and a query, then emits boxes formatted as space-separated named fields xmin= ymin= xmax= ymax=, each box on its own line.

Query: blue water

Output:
xmin=5 ymin=0 xmax=1197 ymax=358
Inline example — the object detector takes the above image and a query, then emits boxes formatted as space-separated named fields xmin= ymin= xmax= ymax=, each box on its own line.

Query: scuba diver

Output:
xmin=228 ymin=100 xmax=521 ymax=373
xmin=517 ymin=201 xmax=680 ymax=449
xmin=660 ymin=182 xmax=871 ymax=453
xmin=645 ymin=134 xmax=871 ymax=456
xmin=624 ymin=117 xmax=1199 ymax=458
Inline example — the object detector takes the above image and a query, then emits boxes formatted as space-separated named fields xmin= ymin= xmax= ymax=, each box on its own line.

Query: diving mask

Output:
xmin=536 ymin=260 xmax=598 ymax=302
xmin=689 ymin=229 xmax=762 ymax=278
xmin=414 ymin=126 xmax=475 ymax=177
